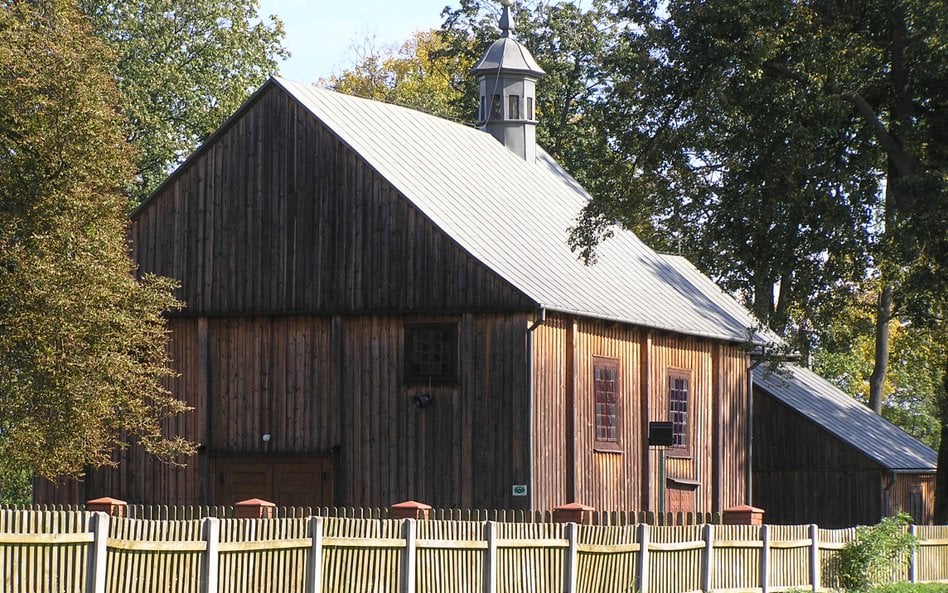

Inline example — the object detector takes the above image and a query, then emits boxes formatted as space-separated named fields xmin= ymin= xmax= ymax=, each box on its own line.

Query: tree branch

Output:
xmin=842 ymin=91 xmax=915 ymax=177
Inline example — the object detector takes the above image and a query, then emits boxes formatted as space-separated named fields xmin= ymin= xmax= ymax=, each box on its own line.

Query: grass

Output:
xmin=870 ymin=585 xmax=948 ymax=593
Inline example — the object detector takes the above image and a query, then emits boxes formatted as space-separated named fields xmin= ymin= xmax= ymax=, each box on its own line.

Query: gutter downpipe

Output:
xmin=526 ymin=308 xmax=547 ymax=510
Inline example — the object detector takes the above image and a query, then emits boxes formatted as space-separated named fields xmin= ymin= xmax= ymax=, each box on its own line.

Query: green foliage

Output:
xmin=0 ymin=459 xmax=31 ymax=505
xmin=814 ymin=291 xmax=945 ymax=449
xmin=77 ymin=0 xmax=288 ymax=200
xmin=838 ymin=513 xmax=917 ymax=592
xmin=324 ymin=30 xmax=471 ymax=119
xmin=0 ymin=0 xmax=193 ymax=479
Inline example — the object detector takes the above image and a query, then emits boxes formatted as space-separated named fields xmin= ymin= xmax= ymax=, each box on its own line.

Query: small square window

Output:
xmin=404 ymin=323 xmax=458 ymax=385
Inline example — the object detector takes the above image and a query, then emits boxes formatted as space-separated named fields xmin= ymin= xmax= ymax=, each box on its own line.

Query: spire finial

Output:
xmin=499 ymin=0 xmax=515 ymax=38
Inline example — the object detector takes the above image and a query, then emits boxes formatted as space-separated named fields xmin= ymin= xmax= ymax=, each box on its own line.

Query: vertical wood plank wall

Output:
xmin=530 ymin=315 xmax=749 ymax=513
xmin=38 ymin=83 xmax=758 ymax=514
xmin=130 ymin=83 xmax=533 ymax=317
xmin=889 ymin=474 xmax=935 ymax=525
xmin=752 ymin=391 xmax=899 ymax=527
xmin=37 ymin=313 xmax=531 ymax=511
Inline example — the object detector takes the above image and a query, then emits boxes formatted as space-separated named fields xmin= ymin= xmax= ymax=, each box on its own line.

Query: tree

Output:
xmin=814 ymin=289 xmax=945 ymax=449
xmin=323 ymin=30 xmax=471 ymax=119
xmin=0 ymin=0 xmax=193 ymax=479
xmin=77 ymin=0 xmax=288 ymax=200
xmin=580 ymin=0 xmax=946 ymax=517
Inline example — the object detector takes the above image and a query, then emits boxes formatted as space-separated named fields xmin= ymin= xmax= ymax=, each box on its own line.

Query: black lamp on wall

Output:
xmin=412 ymin=393 xmax=433 ymax=409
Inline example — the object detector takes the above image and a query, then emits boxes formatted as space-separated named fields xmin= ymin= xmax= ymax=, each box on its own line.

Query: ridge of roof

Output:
xmin=753 ymin=364 xmax=936 ymax=472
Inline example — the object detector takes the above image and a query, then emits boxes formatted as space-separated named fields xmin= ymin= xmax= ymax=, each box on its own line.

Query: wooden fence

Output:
xmin=2 ymin=510 xmax=947 ymax=593
xmin=1 ymin=504 xmax=721 ymax=525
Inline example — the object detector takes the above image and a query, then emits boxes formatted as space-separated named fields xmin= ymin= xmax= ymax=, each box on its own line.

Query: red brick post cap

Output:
xmin=553 ymin=502 xmax=595 ymax=524
xmin=86 ymin=497 xmax=128 ymax=517
xmin=722 ymin=504 xmax=765 ymax=526
xmin=234 ymin=498 xmax=277 ymax=519
xmin=390 ymin=500 xmax=432 ymax=520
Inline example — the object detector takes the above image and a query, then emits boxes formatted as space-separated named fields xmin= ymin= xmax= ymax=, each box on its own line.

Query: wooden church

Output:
xmin=36 ymin=4 xmax=934 ymax=520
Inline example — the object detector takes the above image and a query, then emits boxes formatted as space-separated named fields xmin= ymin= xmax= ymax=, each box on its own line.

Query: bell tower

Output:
xmin=471 ymin=0 xmax=546 ymax=162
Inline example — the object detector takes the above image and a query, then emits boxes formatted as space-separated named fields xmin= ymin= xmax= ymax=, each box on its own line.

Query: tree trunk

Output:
xmin=868 ymin=285 xmax=893 ymax=413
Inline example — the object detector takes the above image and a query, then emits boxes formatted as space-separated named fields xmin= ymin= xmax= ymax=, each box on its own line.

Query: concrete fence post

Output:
xmin=86 ymin=511 xmax=109 ymax=593
xmin=701 ymin=524 xmax=714 ymax=592
xmin=909 ymin=524 xmax=917 ymax=583
xmin=636 ymin=523 xmax=650 ymax=593
xmin=810 ymin=524 xmax=820 ymax=593
xmin=202 ymin=517 xmax=220 ymax=593
xmin=564 ymin=522 xmax=579 ymax=593
xmin=760 ymin=524 xmax=770 ymax=593
xmin=483 ymin=521 xmax=497 ymax=593
xmin=401 ymin=518 xmax=417 ymax=593
xmin=306 ymin=516 xmax=324 ymax=593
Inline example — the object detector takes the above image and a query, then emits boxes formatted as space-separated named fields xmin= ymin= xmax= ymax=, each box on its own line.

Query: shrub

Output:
xmin=839 ymin=513 xmax=917 ymax=592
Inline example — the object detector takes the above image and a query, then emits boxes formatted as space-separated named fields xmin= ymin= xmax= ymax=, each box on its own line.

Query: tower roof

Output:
xmin=471 ymin=1 xmax=545 ymax=77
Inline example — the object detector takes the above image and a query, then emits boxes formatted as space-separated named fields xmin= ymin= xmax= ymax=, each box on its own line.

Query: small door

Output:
xmin=211 ymin=454 xmax=333 ymax=507
xmin=665 ymin=479 xmax=699 ymax=514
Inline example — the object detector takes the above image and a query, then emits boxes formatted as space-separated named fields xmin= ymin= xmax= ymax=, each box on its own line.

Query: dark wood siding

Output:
xmin=752 ymin=389 xmax=884 ymax=527
xmin=130 ymin=84 xmax=533 ymax=316
xmin=38 ymin=313 xmax=531 ymax=510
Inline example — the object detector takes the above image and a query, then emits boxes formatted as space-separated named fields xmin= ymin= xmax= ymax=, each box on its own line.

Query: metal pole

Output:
xmin=658 ymin=448 xmax=666 ymax=514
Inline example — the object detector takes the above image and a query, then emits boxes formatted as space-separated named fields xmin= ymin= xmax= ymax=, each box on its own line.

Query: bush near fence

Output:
xmin=2 ymin=508 xmax=947 ymax=593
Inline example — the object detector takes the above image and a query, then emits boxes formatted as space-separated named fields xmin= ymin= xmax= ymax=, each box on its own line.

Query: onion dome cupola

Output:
xmin=471 ymin=0 xmax=546 ymax=162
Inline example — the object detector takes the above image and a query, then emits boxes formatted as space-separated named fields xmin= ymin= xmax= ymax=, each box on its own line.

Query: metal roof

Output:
xmin=471 ymin=37 xmax=546 ymax=77
xmin=275 ymin=78 xmax=772 ymax=344
xmin=753 ymin=364 xmax=936 ymax=472
xmin=471 ymin=1 xmax=545 ymax=77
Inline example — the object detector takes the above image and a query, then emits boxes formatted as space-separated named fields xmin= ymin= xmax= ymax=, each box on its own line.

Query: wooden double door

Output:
xmin=211 ymin=454 xmax=333 ymax=507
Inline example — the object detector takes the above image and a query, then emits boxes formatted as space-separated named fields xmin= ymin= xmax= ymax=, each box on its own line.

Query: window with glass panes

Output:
xmin=594 ymin=357 xmax=620 ymax=450
xmin=668 ymin=370 xmax=690 ymax=453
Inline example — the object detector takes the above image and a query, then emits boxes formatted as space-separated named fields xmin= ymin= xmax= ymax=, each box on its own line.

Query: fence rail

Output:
xmin=1 ymin=509 xmax=947 ymax=593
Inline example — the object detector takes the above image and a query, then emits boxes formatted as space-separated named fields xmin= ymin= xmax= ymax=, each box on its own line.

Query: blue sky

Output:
xmin=257 ymin=0 xmax=456 ymax=83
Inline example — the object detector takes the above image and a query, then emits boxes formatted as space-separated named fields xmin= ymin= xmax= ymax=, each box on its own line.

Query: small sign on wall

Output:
xmin=512 ymin=485 xmax=527 ymax=496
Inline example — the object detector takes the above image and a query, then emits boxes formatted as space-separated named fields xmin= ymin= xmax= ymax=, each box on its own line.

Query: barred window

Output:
xmin=594 ymin=357 xmax=621 ymax=451
xmin=404 ymin=323 xmax=458 ymax=385
xmin=668 ymin=369 xmax=691 ymax=454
